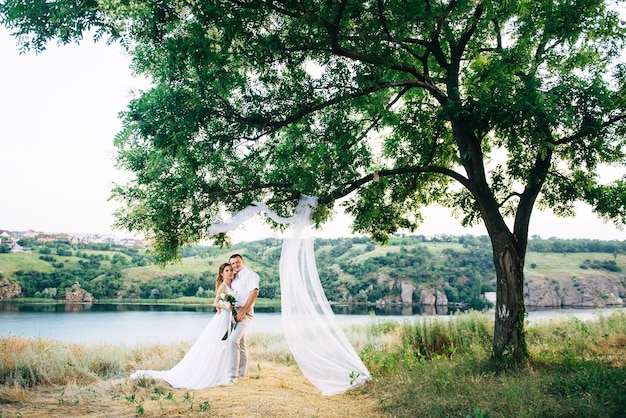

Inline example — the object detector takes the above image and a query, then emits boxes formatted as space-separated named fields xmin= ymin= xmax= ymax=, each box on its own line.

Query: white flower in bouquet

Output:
xmin=219 ymin=288 xmax=237 ymax=310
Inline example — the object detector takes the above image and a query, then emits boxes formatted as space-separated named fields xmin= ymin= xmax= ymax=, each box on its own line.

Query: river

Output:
xmin=0 ymin=303 xmax=623 ymax=346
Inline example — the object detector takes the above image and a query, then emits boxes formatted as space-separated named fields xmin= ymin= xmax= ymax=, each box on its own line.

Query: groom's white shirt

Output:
xmin=232 ymin=267 xmax=259 ymax=308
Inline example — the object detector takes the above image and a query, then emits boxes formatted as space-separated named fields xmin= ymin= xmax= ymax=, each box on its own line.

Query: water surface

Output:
xmin=0 ymin=303 xmax=623 ymax=345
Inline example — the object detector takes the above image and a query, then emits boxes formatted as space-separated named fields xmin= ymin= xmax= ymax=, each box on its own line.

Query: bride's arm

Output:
xmin=212 ymin=283 xmax=226 ymax=313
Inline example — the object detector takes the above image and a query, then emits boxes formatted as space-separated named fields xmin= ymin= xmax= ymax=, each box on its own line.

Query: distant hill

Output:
xmin=1 ymin=235 xmax=625 ymax=308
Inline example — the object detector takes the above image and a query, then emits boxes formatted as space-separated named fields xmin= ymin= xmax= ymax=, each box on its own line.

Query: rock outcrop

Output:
xmin=0 ymin=278 xmax=21 ymax=300
xmin=400 ymin=282 xmax=415 ymax=305
xmin=63 ymin=282 xmax=95 ymax=303
xmin=435 ymin=289 xmax=449 ymax=307
xmin=418 ymin=287 xmax=449 ymax=306
xmin=344 ymin=268 xmax=624 ymax=310
xmin=419 ymin=288 xmax=436 ymax=305
xmin=524 ymin=273 xmax=625 ymax=308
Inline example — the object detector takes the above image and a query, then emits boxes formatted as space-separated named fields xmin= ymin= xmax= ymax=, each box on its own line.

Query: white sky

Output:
xmin=0 ymin=28 xmax=624 ymax=242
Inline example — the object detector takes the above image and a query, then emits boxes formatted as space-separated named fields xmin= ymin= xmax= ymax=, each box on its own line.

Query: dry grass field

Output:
xmin=0 ymin=328 xmax=387 ymax=418
xmin=0 ymin=360 xmax=384 ymax=418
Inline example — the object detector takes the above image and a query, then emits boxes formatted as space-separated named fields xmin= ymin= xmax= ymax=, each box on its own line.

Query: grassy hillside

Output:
xmin=1 ymin=236 xmax=625 ymax=307
xmin=0 ymin=252 xmax=56 ymax=276
xmin=526 ymin=251 xmax=626 ymax=277
xmin=120 ymin=257 xmax=217 ymax=282
xmin=122 ymin=246 xmax=626 ymax=289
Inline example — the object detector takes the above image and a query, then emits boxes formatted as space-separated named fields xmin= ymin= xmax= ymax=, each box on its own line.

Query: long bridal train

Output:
xmin=130 ymin=309 xmax=232 ymax=389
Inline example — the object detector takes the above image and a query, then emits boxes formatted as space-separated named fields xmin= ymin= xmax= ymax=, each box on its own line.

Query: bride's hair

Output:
xmin=215 ymin=262 xmax=231 ymax=292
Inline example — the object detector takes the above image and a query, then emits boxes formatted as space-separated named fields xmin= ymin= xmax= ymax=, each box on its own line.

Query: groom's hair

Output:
xmin=229 ymin=253 xmax=244 ymax=261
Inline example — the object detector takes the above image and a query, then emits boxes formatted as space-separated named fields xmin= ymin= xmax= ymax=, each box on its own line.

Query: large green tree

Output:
xmin=3 ymin=0 xmax=626 ymax=364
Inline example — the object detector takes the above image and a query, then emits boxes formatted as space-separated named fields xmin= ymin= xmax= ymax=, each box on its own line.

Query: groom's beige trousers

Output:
xmin=228 ymin=308 xmax=254 ymax=378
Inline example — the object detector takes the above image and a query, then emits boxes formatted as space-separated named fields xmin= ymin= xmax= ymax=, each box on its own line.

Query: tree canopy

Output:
xmin=3 ymin=1 xmax=624 ymax=258
xmin=109 ymin=0 xmax=626 ymax=260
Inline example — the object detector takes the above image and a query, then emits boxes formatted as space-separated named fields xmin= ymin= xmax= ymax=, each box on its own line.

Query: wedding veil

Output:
xmin=208 ymin=195 xmax=370 ymax=396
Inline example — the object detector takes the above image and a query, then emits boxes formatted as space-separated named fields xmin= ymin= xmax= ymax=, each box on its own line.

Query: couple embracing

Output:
xmin=215 ymin=254 xmax=259 ymax=383
xmin=130 ymin=254 xmax=259 ymax=389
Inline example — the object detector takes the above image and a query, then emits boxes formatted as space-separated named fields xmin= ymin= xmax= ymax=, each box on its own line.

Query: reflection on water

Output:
xmin=331 ymin=304 xmax=452 ymax=316
xmin=0 ymin=303 xmax=282 ymax=314
xmin=0 ymin=302 xmax=455 ymax=316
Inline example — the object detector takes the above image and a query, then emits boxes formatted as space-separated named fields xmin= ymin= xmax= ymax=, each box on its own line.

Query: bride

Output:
xmin=130 ymin=263 xmax=235 ymax=389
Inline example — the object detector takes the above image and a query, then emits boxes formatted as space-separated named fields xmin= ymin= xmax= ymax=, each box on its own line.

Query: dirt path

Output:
xmin=0 ymin=361 xmax=387 ymax=417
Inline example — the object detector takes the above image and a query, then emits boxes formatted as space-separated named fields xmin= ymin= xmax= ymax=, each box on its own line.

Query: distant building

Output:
xmin=0 ymin=231 xmax=23 ymax=252
xmin=0 ymin=228 xmax=148 ymax=248
xmin=0 ymin=231 xmax=15 ymax=247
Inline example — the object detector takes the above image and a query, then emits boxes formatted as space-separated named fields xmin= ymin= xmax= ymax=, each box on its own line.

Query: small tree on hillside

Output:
xmin=2 ymin=0 xmax=626 ymax=364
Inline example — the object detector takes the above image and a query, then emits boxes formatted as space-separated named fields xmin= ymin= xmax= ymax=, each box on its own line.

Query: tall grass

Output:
xmin=526 ymin=311 xmax=626 ymax=362
xmin=399 ymin=310 xmax=493 ymax=358
xmin=0 ymin=337 xmax=128 ymax=388
xmin=363 ymin=310 xmax=626 ymax=418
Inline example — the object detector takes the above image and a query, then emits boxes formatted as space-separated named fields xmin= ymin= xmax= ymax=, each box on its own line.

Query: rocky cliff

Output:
xmin=524 ymin=273 xmax=625 ymax=308
xmin=0 ymin=278 xmax=21 ymax=300
xmin=0 ymin=279 xmax=95 ymax=302
xmin=370 ymin=272 xmax=624 ymax=309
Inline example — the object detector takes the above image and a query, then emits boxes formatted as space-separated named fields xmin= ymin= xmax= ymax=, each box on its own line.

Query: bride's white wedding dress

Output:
xmin=130 ymin=302 xmax=233 ymax=389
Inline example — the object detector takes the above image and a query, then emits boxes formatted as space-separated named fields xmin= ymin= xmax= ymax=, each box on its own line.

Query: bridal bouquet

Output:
xmin=220 ymin=288 xmax=238 ymax=340
xmin=219 ymin=288 xmax=237 ymax=310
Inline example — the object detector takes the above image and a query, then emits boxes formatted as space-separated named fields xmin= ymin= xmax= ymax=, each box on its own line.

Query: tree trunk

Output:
xmin=490 ymin=233 xmax=529 ymax=364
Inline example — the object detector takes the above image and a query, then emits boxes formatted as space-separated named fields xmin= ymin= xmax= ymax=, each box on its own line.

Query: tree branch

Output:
xmin=323 ymin=3 xmax=448 ymax=104
xmin=453 ymin=3 xmax=484 ymax=62
xmin=554 ymin=113 xmax=626 ymax=145
xmin=318 ymin=165 xmax=469 ymax=205
xmin=499 ymin=192 xmax=523 ymax=208
xmin=492 ymin=19 xmax=502 ymax=49
xmin=376 ymin=0 xmax=422 ymax=63
xmin=244 ymin=80 xmax=433 ymax=140
xmin=346 ymin=86 xmax=411 ymax=149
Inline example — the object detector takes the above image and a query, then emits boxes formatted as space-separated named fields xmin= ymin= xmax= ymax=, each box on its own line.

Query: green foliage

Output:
xmin=4 ymin=239 xmax=150 ymax=299
xmin=319 ymin=237 xmax=495 ymax=309
xmin=5 ymin=0 xmax=624 ymax=263
xmin=0 ymin=0 xmax=119 ymax=53
xmin=138 ymin=273 xmax=213 ymax=300
xmin=580 ymin=259 xmax=622 ymax=272
xmin=528 ymin=238 xmax=626 ymax=254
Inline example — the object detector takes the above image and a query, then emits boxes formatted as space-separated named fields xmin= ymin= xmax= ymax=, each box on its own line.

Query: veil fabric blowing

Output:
xmin=208 ymin=195 xmax=370 ymax=396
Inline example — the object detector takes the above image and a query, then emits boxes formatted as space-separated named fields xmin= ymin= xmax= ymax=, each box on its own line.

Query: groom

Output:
xmin=228 ymin=253 xmax=259 ymax=383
